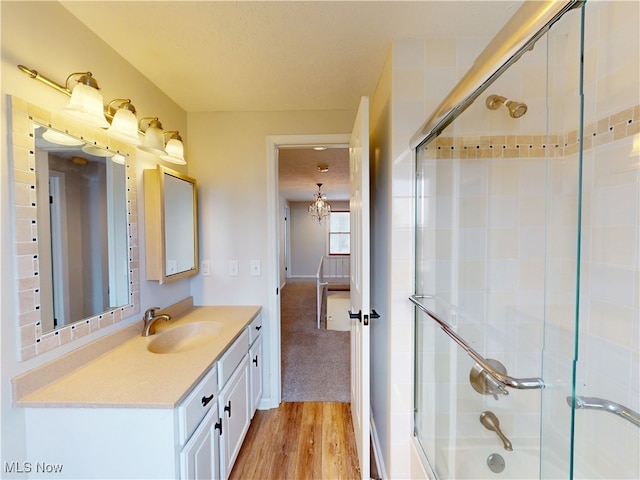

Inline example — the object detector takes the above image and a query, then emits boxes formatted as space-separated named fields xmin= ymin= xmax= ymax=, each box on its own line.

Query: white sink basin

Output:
xmin=147 ymin=321 xmax=223 ymax=354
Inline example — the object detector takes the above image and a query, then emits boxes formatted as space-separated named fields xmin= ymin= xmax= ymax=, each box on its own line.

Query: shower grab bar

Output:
xmin=410 ymin=295 xmax=545 ymax=390
xmin=567 ymin=396 xmax=640 ymax=428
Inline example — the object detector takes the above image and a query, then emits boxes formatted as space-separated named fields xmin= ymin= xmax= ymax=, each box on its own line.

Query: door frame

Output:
xmin=266 ymin=133 xmax=351 ymax=408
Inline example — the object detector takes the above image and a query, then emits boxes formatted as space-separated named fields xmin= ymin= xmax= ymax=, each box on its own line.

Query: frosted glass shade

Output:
xmin=42 ymin=129 xmax=84 ymax=146
xmin=63 ymin=83 xmax=109 ymax=128
xmin=138 ymin=125 xmax=166 ymax=155
xmin=82 ymin=144 xmax=114 ymax=157
xmin=160 ymin=138 xmax=186 ymax=165
xmin=111 ymin=154 xmax=126 ymax=165
xmin=106 ymin=108 xmax=141 ymax=145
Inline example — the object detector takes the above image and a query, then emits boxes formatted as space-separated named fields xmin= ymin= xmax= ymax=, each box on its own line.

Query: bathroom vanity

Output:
xmin=16 ymin=305 xmax=263 ymax=480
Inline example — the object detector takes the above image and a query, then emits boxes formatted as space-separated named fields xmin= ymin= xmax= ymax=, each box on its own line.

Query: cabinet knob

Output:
xmin=215 ymin=419 xmax=222 ymax=435
xmin=253 ymin=355 xmax=258 ymax=367
xmin=224 ymin=400 xmax=232 ymax=418
xmin=201 ymin=394 xmax=214 ymax=407
xmin=256 ymin=325 xmax=262 ymax=331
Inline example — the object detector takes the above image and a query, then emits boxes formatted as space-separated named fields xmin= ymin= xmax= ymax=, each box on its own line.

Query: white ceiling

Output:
xmin=60 ymin=0 xmax=523 ymax=200
xmin=60 ymin=1 xmax=522 ymax=113
xmin=279 ymin=147 xmax=350 ymax=201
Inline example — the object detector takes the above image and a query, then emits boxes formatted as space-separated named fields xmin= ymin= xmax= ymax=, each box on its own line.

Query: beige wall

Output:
xmin=185 ymin=110 xmax=355 ymax=406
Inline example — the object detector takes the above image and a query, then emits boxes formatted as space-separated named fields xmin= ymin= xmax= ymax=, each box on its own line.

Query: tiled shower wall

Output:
xmin=413 ymin=1 xmax=638 ymax=478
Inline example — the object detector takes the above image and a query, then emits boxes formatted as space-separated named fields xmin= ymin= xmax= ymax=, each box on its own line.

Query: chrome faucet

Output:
xmin=480 ymin=411 xmax=513 ymax=451
xmin=141 ymin=307 xmax=171 ymax=336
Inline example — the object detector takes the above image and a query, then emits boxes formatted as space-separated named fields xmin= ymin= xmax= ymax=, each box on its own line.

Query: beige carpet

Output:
xmin=281 ymin=279 xmax=350 ymax=402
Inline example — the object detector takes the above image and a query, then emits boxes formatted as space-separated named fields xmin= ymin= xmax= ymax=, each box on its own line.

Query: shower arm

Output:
xmin=410 ymin=295 xmax=545 ymax=390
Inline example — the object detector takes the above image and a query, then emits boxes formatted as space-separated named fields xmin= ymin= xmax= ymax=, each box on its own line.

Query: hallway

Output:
xmin=280 ymin=279 xmax=350 ymax=402
xmin=229 ymin=280 xmax=361 ymax=479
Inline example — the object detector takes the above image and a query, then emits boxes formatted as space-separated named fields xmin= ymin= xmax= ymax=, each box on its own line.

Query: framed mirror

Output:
xmin=144 ymin=165 xmax=198 ymax=283
xmin=10 ymin=96 xmax=140 ymax=360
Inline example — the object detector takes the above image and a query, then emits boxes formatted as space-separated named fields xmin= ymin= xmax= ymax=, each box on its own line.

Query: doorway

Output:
xmin=265 ymin=133 xmax=350 ymax=406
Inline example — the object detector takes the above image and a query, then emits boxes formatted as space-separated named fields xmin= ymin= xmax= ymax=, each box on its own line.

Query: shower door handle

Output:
xmin=410 ymin=294 xmax=545 ymax=390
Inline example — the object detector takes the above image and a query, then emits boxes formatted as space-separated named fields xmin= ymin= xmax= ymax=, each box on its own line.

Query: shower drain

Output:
xmin=487 ymin=453 xmax=506 ymax=474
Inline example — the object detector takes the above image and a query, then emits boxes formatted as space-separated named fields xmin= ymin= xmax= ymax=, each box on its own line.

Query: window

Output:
xmin=329 ymin=211 xmax=350 ymax=255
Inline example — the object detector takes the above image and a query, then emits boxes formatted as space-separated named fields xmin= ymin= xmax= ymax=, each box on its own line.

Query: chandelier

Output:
xmin=308 ymin=183 xmax=331 ymax=224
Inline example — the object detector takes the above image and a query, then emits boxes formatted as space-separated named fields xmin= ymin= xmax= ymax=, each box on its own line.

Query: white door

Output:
xmin=349 ymin=96 xmax=370 ymax=479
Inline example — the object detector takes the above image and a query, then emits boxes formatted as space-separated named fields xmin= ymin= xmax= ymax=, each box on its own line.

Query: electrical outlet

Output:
xmin=201 ymin=260 xmax=210 ymax=276
xmin=228 ymin=260 xmax=239 ymax=277
xmin=250 ymin=260 xmax=261 ymax=276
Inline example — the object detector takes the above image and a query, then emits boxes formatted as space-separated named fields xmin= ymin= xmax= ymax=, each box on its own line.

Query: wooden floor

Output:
xmin=229 ymin=402 xmax=361 ymax=480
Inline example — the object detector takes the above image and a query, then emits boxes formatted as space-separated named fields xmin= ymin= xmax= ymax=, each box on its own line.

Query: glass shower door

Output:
xmin=413 ymin=4 xmax=586 ymax=478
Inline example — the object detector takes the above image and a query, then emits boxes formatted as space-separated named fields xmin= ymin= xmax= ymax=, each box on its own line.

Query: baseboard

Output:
xmin=257 ymin=396 xmax=274 ymax=411
xmin=370 ymin=412 xmax=387 ymax=479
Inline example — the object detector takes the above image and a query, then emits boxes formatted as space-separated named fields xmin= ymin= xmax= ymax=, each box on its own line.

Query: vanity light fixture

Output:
xmin=105 ymin=99 xmax=142 ymax=145
xmin=160 ymin=131 xmax=186 ymax=165
xmin=308 ymin=183 xmax=331 ymax=224
xmin=64 ymin=74 xmax=110 ymax=128
xmin=17 ymin=64 xmax=182 ymax=160
xmin=17 ymin=65 xmax=110 ymax=128
xmin=138 ymin=117 xmax=167 ymax=155
xmin=18 ymin=65 xmax=109 ymax=128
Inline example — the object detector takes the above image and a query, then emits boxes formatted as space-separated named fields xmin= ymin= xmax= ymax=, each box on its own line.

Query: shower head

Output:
xmin=485 ymin=94 xmax=528 ymax=118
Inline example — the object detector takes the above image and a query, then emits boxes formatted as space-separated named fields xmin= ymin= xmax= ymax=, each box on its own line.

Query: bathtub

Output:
xmin=432 ymin=440 xmax=568 ymax=480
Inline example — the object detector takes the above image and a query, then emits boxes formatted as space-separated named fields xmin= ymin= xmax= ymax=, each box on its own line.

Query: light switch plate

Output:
xmin=228 ymin=260 xmax=239 ymax=277
xmin=250 ymin=260 xmax=261 ymax=276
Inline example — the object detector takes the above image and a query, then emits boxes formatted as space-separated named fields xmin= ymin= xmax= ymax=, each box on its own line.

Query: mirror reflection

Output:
xmin=163 ymin=171 xmax=196 ymax=276
xmin=34 ymin=125 xmax=129 ymax=332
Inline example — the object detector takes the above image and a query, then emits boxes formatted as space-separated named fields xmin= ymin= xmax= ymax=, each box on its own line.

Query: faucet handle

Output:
xmin=144 ymin=307 xmax=161 ymax=320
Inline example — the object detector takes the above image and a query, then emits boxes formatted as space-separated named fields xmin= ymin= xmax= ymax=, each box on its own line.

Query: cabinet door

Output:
xmin=218 ymin=355 xmax=250 ymax=480
xmin=180 ymin=406 xmax=220 ymax=480
xmin=249 ymin=335 xmax=263 ymax=418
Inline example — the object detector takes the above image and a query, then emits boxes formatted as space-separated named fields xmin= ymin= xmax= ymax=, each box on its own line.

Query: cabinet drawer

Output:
xmin=218 ymin=329 xmax=249 ymax=389
xmin=248 ymin=313 xmax=263 ymax=345
xmin=178 ymin=365 xmax=218 ymax=446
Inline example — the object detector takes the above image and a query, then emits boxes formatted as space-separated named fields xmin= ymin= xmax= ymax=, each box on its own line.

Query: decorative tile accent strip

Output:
xmin=10 ymin=96 xmax=140 ymax=361
xmin=425 ymin=104 xmax=639 ymax=159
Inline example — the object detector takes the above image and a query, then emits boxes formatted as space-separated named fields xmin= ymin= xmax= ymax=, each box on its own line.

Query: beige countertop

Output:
xmin=17 ymin=305 xmax=261 ymax=409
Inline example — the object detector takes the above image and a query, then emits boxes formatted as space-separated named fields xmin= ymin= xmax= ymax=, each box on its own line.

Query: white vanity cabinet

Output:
xmin=248 ymin=314 xmax=263 ymax=418
xmin=217 ymin=329 xmax=251 ymax=480
xmin=23 ymin=363 xmax=220 ymax=479
xmin=179 ymin=365 xmax=220 ymax=480
xmin=18 ymin=306 xmax=263 ymax=480
xmin=180 ymin=407 xmax=220 ymax=479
